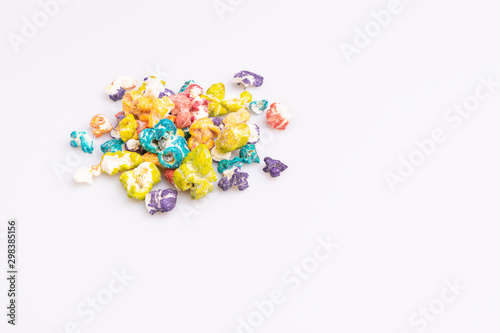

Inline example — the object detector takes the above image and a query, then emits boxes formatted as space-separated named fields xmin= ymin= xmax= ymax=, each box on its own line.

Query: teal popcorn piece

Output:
xmin=217 ymin=157 xmax=244 ymax=174
xmin=182 ymin=127 xmax=191 ymax=140
xmin=139 ymin=119 xmax=190 ymax=169
xmin=101 ymin=139 xmax=124 ymax=153
xmin=179 ymin=80 xmax=195 ymax=93
xmin=248 ymin=100 xmax=268 ymax=115
xmin=70 ymin=131 xmax=94 ymax=154
xmin=239 ymin=144 xmax=260 ymax=164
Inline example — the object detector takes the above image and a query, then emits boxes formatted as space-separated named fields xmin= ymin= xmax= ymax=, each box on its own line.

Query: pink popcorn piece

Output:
xmin=183 ymin=84 xmax=204 ymax=99
xmin=266 ymin=102 xmax=291 ymax=130
xmin=170 ymin=94 xmax=194 ymax=116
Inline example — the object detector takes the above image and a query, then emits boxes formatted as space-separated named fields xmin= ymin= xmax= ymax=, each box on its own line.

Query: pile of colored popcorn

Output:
xmin=71 ymin=71 xmax=291 ymax=215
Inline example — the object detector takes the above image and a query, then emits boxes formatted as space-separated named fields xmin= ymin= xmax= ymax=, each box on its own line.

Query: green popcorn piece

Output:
xmin=202 ymin=83 xmax=229 ymax=117
xmin=119 ymin=162 xmax=161 ymax=200
xmin=173 ymin=144 xmax=217 ymax=200
xmin=215 ymin=123 xmax=250 ymax=153
xmin=100 ymin=151 xmax=143 ymax=176
xmin=208 ymin=102 xmax=228 ymax=117
xmin=206 ymin=82 xmax=225 ymax=100
xmin=221 ymin=91 xmax=252 ymax=113
xmin=119 ymin=114 xmax=138 ymax=142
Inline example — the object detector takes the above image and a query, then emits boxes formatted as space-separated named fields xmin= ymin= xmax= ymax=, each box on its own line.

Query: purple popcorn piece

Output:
xmin=233 ymin=70 xmax=264 ymax=88
xmin=210 ymin=117 xmax=224 ymax=130
xmin=109 ymin=87 xmax=126 ymax=102
xmin=218 ymin=167 xmax=249 ymax=191
xmin=159 ymin=88 xmax=175 ymax=98
xmin=263 ymin=157 xmax=288 ymax=177
xmin=145 ymin=188 xmax=178 ymax=215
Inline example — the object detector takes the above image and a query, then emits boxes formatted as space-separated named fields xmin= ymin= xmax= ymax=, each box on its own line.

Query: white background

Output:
xmin=1 ymin=0 xmax=500 ymax=332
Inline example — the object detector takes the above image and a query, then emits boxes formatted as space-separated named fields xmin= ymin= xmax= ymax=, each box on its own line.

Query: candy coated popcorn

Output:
xmin=139 ymin=119 xmax=190 ymax=169
xmin=105 ymin=76 xmax=137 ymax=101
xmin=124 ymin=139 xmax=145 ymax=154
xmin=183 ymin=83 xmax=204 ymax=99
xmin=101 ymin=139 xmax=124 ymax=153
xmin=248 ymin=100 xmax=268 ymax=115
xmin=138 ymin=76 xmax=174 ymax=99
xmin=70 ymin=131 xmax=94 ymax=154
xmin=233 ymin=70 xmax=264 ymax=88
xmin=123 ymin=90 xmax=143 ymax=115
xmin=162 ymin=169 xmax=178 ymax=189
xmin=223 ymin=109 xmax=250 ymax=127
xmin=266 ymin=102 xmax=291 ymax=130
xmin=191 ymin=97 xmax=209 ymax=121
xmin=142 ymin=152 xmax=164 ymax=169
xmin=145 ymin=188 xmax=178 ymax=215
xmin=221 ymin=91 xmax=252 ymax=113
xmin=119 ymin=114 xmax=139 ymax=142
xmin=247 ymin=123 xmax=260 ymax=144
xmin=170 ymin=94 xmax=193 ymax=116
xmin=100 ymin=151 xmax=143 ymax=175
xmin=204 ymin=83 xmax=228 ymax=117
xmin=239 ymin=144 xmax=260 ymax=164
xmin=210 ymin=146 xmax=231 ymax=162
xmin=215 ymin=123 xmax=250 ymax=153
xmin=218 ymin=167 xmax=249 ymax=191
xmin=73 ymin=164 xmax=101 ymax=184
xmin=174 ymin=110 xmax=193 ymax=128
xmin=173 ymin=144 xmax=217 ymax=199
xmin=217 ymin=157 xmax=244 ymax=174
xmin=188 ymin=118 xmax=220 ymax=150
xmin=179 ymin=80 xmax=195 ymax=93
xmin=136 ymin=120 xmax=148 ymax=137
xmin=210 ymin=117 xmax=224 ymax=130
xmin=90 ymin=114 xmax=113 ymax=138
xmin=148 ymin=96 xmax=175 ymax=128
xmin=263 ymin=157 xmax=288 ymax=177
xmin=119 ymin=162 xmax=161 ymax=200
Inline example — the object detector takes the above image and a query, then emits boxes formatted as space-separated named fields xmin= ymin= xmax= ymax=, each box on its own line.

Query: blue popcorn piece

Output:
xmin=217 ymin=157 xmax=244 ymax=174
xmin=248 ymin=100 xmax=268 ymax=115
xmin=101 ymin=139 xmax=124 ymax=153
xmin=218 ymin=167 xmax=249 ymax=191
xmin=239 ymin=144 xmax=260 ymax=164
xmin=139 ymin=119 xmax=190 ymax=169
xmin=70 ymin=131 xmax=94 ymax=154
